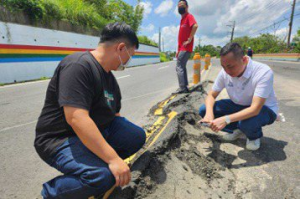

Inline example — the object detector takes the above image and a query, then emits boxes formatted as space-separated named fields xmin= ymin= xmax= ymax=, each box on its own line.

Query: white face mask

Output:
xmin=117 ymin=46 xmax=132 ymax=71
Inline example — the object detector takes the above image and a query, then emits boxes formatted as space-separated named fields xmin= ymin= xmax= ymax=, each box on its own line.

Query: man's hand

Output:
xmin=183 ymin=39 xmax=191 ymax=47
xmin=198 ymin=113 xmax=214 ymax=127
xmin=200 ymin=114 xmax=214 ymax=123
xmin=176 ymin=51 xmax=179 ymax=58
xmin=210 ymin=117 xmax=227 ymax=132
xmin=109 ymin=157 xmax=131 ymax=187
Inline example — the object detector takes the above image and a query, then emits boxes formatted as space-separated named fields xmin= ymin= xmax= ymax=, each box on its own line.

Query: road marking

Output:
xmin=158 ymin=65 xmax=170 ymax=70
xmin=122 ymin=87 xmax=177 ymax=102
xmin=116 ymin=75 xmax=130 ymax=80
xmin=0 ymin=80 xmax=50 ymax=90
xmin=104 ymin=95 xmax=178 ymax=199
xmin=0 ymin=120 xmax=37 ymax=133
xmin=260 ymin=60 xmax=300 ymax=65
xmin=126 ymin=61 xmax=176 ymax=71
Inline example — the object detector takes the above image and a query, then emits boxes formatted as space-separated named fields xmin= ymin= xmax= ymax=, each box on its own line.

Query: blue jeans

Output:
xmin=42 ymin=117 xmax=146 ymax=199
xmin=199 ymin=99 xmax=277 ymax=140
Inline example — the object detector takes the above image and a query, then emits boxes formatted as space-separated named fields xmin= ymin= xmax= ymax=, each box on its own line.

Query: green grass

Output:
xmin=2 ymin=0 xmax=108 ymax=31
xmin=39 ymin=76 xmax=49 ymax=80
xmin=160 ymin=52 xmax=171 ymax=62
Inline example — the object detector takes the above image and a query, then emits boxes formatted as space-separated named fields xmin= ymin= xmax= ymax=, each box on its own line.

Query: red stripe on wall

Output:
xmin=0 ymin=44 xmax=93 ymax=51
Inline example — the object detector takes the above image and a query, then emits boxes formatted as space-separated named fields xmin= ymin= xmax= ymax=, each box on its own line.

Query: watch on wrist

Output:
xmin=225 ymin=115 xmax=231 ymax=125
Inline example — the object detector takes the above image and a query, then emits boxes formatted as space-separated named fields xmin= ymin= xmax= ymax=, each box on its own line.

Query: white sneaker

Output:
xmin=222 ymin=129 xmax=243 ymax=141
xmin=246 ymin=138 xmax=261 ymax=151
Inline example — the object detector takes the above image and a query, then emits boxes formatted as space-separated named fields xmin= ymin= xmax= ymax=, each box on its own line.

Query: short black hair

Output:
xmin=220 ymin=43 xmax=244 ymax=59
xmin=179 ymin=0 xmax=188 ymax=6
xmin=100 ymin=22 xmax=139 ymax=49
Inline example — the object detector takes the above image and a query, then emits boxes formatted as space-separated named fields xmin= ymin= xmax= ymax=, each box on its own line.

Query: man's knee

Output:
xmin=199 ymin=104 xmax=206 ymax=117
xmin=81 ymin=168 xmax=115 ymax=193
xmin=132 ymin=127 xmax=146 ymax=152
xmin=239 ymin=119 xmax=260 ymax=134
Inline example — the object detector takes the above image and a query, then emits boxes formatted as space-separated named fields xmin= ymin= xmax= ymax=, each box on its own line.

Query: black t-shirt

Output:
xmin=34 ymin=51 xmax=121 ymax=162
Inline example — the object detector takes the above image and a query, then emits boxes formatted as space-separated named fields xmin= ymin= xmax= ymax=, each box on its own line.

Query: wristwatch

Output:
xmin=225 ymin=115 xmax=231 ymax=125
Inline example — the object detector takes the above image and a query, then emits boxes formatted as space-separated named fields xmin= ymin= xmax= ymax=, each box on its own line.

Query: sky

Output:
xmin=123 ymin=0 xmax=300 ymax=52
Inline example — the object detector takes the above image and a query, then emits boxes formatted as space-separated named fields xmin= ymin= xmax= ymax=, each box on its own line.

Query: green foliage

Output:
xmin=138 ymin=36 xmax=158 ymax=47
xmin=2 ymin=0 xmax=44 ymax=20
xmin=292 ymin=28 xmax=300 ymax=53
xmin=233 ymin=34 xmax=288 ymax=54
xmin=194 ymin=45 xmax=221 ymax=58
xmin=2 ymin=0 xmax=144 ymax=32
xmin=160 ymin=52 xmax=170 ymax=62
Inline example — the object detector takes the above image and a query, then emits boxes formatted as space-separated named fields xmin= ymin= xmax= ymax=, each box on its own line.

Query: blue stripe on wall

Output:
xmin=0 ymin=56 xmax=160 ymax=63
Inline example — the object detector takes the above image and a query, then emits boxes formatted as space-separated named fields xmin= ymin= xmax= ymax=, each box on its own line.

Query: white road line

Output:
xmin=158 ymin=65 xmax=170 ymax=70
xmin=122 ymin=87 xmax=177 ymax=102
xmin=127 ymin=61 xmax=176 ymax=71
xmin=0 ymin=120 xmax=37 ymax=133
xmin=116 ymin=75 xmax=131 ymax=80
xmin=0 ymin=79 xmax=50 ymax=90
xmin=259 ymin=60 xmax=300 ymax=65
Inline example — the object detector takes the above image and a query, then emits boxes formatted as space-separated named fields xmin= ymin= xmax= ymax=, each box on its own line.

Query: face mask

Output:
xmin=117 ymin=46 xmax=132 ymax=71
xmin=178 ymin=7 xmax=186 ymax=15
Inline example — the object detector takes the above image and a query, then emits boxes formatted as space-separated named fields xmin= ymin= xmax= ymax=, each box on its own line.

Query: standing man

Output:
xmin=34 ymin=22 xmax=146 ymax=199
xmin=175 ymin=0 xmax=198 ymax=94
xmin=247 ymin=47 xmax=253 ymax=58
xmin=199 ymin=43 xmax=278 ymax=150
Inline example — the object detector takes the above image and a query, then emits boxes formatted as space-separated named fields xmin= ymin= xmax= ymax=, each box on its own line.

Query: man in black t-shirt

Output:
xmin=34 ymin=22 xmax=146 ymax=199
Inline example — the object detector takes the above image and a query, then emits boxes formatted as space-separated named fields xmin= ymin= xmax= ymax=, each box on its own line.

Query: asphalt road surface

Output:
xmin=0 ymin=58 xmax=299 ymax=198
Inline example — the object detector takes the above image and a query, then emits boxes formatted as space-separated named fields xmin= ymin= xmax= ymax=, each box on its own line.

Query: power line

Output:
xmin=237 ymin=0 xmax=286 ymax=23
xmin=250 ymin=18 xmax=288 ymax=36
xmin=246 ymin=5 xmax=293 ymax=36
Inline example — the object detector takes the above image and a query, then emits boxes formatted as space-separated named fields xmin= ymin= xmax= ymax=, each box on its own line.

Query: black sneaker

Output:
xmin=172 ymin=88 xmax=190 ymax=94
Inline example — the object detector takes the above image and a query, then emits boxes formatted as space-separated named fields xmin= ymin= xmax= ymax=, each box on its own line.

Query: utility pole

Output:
xmin=287 ymin=0 xmax=296 ymax=48
xmin=227 ymin=21 xmax=236 ymax=43
xmin=159 ymin=27 xmax=161 ymax=52
xmin=162 ymin=37 xmax=164 ymax=52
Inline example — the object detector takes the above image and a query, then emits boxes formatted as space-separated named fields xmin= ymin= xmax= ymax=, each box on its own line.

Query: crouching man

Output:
xmin=199 ymin=43 xmax=278 ymax=150
xmin=34 ymin=22 xmax=146 ymax=198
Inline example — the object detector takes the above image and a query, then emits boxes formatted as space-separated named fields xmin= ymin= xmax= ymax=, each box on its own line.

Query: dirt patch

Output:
xmin=110 ymin=84 xmax=251 ymax=199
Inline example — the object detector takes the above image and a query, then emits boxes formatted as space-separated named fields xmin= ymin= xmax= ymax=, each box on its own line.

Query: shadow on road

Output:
xmin=203 ymin=132 xmax=288 ymax=169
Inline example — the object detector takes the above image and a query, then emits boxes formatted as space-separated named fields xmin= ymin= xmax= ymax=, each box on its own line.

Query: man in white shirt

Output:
xmin=199 ymin=43 xmax=278 ymax=150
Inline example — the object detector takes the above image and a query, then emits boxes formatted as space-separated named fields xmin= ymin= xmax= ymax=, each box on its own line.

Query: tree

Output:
xmin=138 ymin=36 xmax=158 ymax=46
xmin=233 ymin=34 xmax=287 ymax=54
xmin=292 ymin=28 xmax=300 ymax=53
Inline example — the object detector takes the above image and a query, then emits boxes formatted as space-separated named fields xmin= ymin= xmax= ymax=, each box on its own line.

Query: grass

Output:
xmin=2 ymin=0 xmax=108 ymax=31
xmin=160 ymin=52 xmax=171 ymax=62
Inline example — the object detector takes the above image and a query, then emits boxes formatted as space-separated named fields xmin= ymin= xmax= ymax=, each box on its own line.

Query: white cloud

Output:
xmin=151 ymin=25 xmax=180 ymax=51
xmin=152 ymin=0 xmax=295 ymax=51
xmin=155 ymin=0 xmax=174 ymax=17
xmin=139 ymin=1 xmax=153 ymax=18
xmin=141 ymin=23 xmax=155 ymax=32
xmin=166 ymin=0 xmax=299 ymax=49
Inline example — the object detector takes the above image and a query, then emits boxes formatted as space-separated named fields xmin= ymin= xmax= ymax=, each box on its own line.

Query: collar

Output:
xmin=241 ymin=56 xmax=252 ymax=79
xmin=181 ymin=13 xmax=189 ymax=19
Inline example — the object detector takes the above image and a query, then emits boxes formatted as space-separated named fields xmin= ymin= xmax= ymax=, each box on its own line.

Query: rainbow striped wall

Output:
xmin=0 ymin=44 xmax=159 ymax=63
xmin=0 ymin=22 xmax=160 ymax=84
xmin=253 ymin=53 xmax=300 ymax=62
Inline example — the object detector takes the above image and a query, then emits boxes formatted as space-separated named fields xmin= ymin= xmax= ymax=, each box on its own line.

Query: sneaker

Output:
xmin=222 ymin=129 xmax=243 ymax=141
xmin=246 ymin=138 xmax=261 ymax=151
xmin=172 ymin=88 xmax=190 ymax=94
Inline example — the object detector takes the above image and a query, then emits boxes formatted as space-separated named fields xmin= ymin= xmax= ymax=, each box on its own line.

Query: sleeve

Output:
xmin=212 ymin=70 xmax=225 ymax=92
xmin=58 ymin=63 xmax=95 ymax=110
xmin=115 ymin=83 xmax=122 ymax=113
xmin=188 ymin=14 xmax=197 ymax=28
xmin=254 ymin=69 xmax=274 ymax=99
